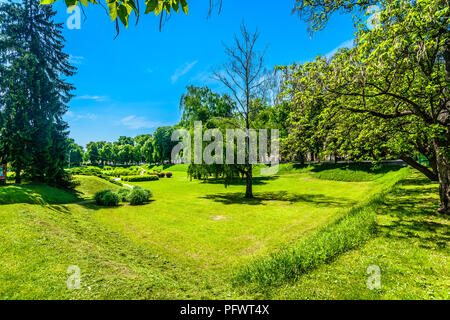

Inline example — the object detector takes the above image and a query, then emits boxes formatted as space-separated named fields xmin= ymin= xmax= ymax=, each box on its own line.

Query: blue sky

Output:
xmin=52 ymin=0 xmax=356 ymax=147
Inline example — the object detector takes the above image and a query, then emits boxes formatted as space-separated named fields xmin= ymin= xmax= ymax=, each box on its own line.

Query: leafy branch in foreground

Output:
xmin=41 ymin=0 xmax=199 ymax=31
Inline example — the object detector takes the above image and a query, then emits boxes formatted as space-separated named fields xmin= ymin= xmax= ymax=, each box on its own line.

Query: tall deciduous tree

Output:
xmin=288 ymin=0 xmax=449 ymax=214
xmin=179 ymin=85 xmax=236 ymax=128
xmin=213 ymin=22 xmax=268 ymax=198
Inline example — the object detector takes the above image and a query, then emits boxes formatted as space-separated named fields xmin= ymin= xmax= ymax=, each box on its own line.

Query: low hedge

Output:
xmin=121 ymin=175 xmax=159 ymax=182
xmin=105 ymin=168 xmax=141 ymax=177
xmin=68 ymin=166 xmax=102 ymax=176
xmin=165 ymin=172 xmax=173 ymax=178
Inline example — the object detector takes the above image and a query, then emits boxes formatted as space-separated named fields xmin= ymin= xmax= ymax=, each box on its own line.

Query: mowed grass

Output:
xmin=0 ymin=166 xmax=447 ymax=299
xmin=253 ymin=172 xmax=450 ymax=299
xmin=0 ymin=184 xmax=80 ymax=205
xmin=95 ymin=173 xmax=379 ymax=270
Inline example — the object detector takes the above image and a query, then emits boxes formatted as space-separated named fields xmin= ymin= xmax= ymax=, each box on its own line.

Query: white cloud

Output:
xmin=325 ymin=39 xmax=354 ymax=59
xmin=189 ymin=70 xmax=218 ymax=85
xmin=69 ymin=55 xmax=84 ymax=65
xmin=66 ymin=111 xmax=98 ymax=120
xmin=74 ymin=95 xmax=108 ymax=102
xmin=120 ymin=115 xmax=160 ymax=130
xmin=171 ymin=60 xmax=198 ymax=84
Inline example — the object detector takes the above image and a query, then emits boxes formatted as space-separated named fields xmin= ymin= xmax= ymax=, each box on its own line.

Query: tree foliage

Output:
xmin=0 ymin=0 xmax=75 ymax=185
xmin=281 ymin=0 xmax=449 ymax=213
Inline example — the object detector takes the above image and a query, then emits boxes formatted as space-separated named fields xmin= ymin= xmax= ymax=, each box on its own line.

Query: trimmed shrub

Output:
xmin=121 ymin=175 xmax=159 ymax=182
xmin=68 ymin=166 xmax=102 ymax=176
xmin=126 ymin=186 xmax=152 ymax=205
xmin=157 ymin=172 xmax=165 ymax=178
xmin=165 ymin=172 xmax=173 ymax=178
xmin=108 ymin=168 xmax=140 ymax=177
xmin=117 ymin=187 xmax=131 ymax=201
xmin=94 ymin=190 xmax=120 ymax=206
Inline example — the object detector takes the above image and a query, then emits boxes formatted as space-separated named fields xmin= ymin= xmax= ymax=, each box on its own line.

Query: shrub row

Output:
xmin=68 ymin=166 xmax=103 ymax=176
xmin=148 ymin=172 xmax=172 ymax=178
xmin=122 ymin=175 xmax=159 ymax=182
xmin=67 ymin=166 xmax=123 ymax=186
xmin=94 ymin=186 xmax=152 ymax=206
xmin=103 ymin=167 xmax=141 ymax=177
xmin=98 ymin=174 xmax=123 ymax=186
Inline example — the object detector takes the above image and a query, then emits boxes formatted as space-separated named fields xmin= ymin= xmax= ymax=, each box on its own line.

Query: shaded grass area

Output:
xmin=255 ymin=163 xmax=404 ymax=182
xmin=0 ymin=184 xmax=81 ymax=205
xmin=312 ymin=165 xmax=404 ymax=182
xmin=201 ymin=191 xmax=353 ymax=207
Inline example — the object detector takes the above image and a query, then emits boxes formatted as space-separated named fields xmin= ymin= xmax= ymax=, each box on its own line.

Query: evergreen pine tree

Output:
xmin=0 ymin=0 xmax=76 ymax=185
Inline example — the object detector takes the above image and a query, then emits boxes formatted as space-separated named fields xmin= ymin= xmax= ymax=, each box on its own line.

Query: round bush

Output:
xmin=126 ymin=186 xmax=153 ymax=205
xmin=94 ymin=190 xmax=120 ymax=206
xmin=117 ymin=187 xmax=131 ymax=201
xmin=165 ymin=172 xmax=173 ymax=178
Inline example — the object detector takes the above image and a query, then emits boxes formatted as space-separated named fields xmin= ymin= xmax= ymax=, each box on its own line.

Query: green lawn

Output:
xmin=0 ymin=166 xmax=447 ymax=299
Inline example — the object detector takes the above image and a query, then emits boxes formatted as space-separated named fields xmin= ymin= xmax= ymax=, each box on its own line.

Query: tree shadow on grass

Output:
xmin=200 ymin=176 xmax=279 ymax=186
xmin=0 ymin=183 xmax=85 ymax=205
xmin=201 ymin=191 xmax=355 ymax=207
xmin=306 ymin=163 xmax=404 ymax=174
xmin=0 ymin=183 xmax=109 ymax=212
xmin=376 ymin=175 xmax=448 ymax=250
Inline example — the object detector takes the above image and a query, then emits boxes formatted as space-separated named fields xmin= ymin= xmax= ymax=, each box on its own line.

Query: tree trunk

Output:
xmin=245 ymin=164 xmax=253 ymax=198
xmin=15 ymin=166 xmax=22 ymax=184
xmin=428 ymin=152 xmax=439 ymax=178
xmin=434 ymin=141 xmax=450 ymax=215
xmin=400 ymin=155 xmax=438 ymax=181
xmin=437 ymin=34 xmax=450 ymax=214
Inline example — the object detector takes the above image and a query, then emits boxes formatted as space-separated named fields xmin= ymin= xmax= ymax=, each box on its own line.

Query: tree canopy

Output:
xmin=280 ymin=0 xmax=449 ymax=213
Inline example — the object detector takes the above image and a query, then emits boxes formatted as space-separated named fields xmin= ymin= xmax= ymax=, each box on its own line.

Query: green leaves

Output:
xmin=64 ymin=0 xmax=78 ymax=7
xmin=180 ymin=0 xmax=188 ymax=14
xmin=107 ymin=1 xmax=117 ymax=21
xmin=41 ymin=0 xmax=190 ymax=28
xmin=117 ymin=4 xmax=128 ymax=27
xmin=145 ymin=0 xmax=158 ymax=14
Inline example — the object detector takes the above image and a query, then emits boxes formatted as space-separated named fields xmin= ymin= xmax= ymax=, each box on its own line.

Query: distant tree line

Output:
xmin=73 ymin=83 xmax=288 ymax=168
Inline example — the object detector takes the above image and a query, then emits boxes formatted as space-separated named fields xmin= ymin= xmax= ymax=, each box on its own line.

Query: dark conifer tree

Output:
xmin=0 ymin=0 xmax=76 ymax=185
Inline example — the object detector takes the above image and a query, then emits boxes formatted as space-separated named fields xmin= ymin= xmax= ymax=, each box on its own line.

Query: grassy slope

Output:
xmin=263 ymin=171 xmax=449 ymax=299
xmin=74 ymin=175 xmax=121 ymax=199
xmin=0 ymin=184 xmax=79 ymax=205
xmin=0 ymin=176 xmax=206 ymax=299
xmin=0 ymin=168 xmax=447 ymax=299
